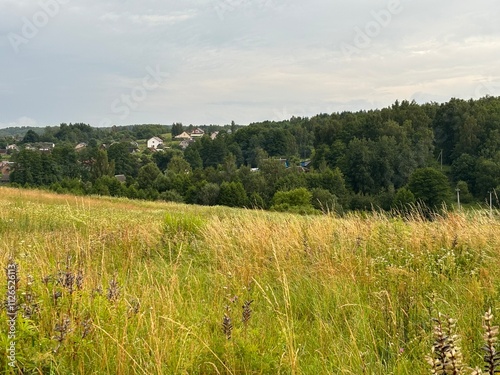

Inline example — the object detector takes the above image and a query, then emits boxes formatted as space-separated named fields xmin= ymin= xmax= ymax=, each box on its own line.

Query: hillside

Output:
xmin=1 ymin=187 xmax=500 ymax=373
xmin=0 ymin=127 xmax=44 ymax=138
xmin=3 ymin=97 xmax=500 ymax=215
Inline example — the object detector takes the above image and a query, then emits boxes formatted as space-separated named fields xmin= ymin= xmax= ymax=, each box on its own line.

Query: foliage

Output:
xmin=393 ymin=187 xmax=416 ymax=209
xmin=311 ymin=188 xmax=339 ymax=213
xmin=197 ymin=182 xmax=220 ymax=206
xmin=456 ymin=181 xmax=473 ymax=204
xmin=218 ymin=181 xmax=248 ymax=207
xmin=1 ymin=188 xmax=500 ymax=373
xmin=5 ymin=96 xmax=500 ymax=213
xmin=408 ymin=168 xmax=452 ymax=209
xmin=137 ymin=163 xmax=162 ymax=189
xmin=270 ymin=187 xmax=316 ymax=214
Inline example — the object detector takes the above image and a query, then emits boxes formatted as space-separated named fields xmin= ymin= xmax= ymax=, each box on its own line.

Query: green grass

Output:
xmin=1 ymin=187 xmax=500 ymax=374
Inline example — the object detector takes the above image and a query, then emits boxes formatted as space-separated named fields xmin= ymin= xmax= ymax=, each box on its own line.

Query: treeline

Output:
xmin=6 ymin=97 xmax=500 ymax=213
xmin=8 ymin=123 xmax=171 ymax=146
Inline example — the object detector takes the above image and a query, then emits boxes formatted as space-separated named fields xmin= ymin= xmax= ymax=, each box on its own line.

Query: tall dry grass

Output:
xmin=0 ymin=187 xmax=499 ymax=374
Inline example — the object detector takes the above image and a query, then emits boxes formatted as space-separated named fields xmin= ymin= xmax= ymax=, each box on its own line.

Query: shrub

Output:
xmin=271 ymin=188 xmax=316 ymax=214
xmin=311 ymin=188 xmax=338 ymax=213
xmin=272 ymin=187 xmax=312 ymax=207
xmin=393 ymin=187 xmax=416 ymax=210
xmin=408 ymin=168 xmax=451 ymax=209
xmin=218 ymin=182 xmax=248 ymax=207
xmin=160 ymin=189 xmax=184 ymax=203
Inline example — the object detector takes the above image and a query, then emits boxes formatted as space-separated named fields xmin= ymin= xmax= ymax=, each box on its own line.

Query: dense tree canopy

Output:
xmin=408 ymin=168 xmax=451 ymax=209
xmin=5 ymin=96 xmax=500 ymax=214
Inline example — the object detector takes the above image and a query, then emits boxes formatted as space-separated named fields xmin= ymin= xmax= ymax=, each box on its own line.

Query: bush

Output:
xmin=249 ymin=192 xmax=266 ymax=209
xmin=272 ymin=187 xmax=312 ymax=207
xmin=160 ymin=190 xmax=184 ymax=203
xmin=349 ymin=193 xmax=376 ymax=211
xmin=197 ymin=182 xmax=220 ymax=206
xmin=271 ymin=188 xmax=316 ymax=214
xmin=392 ymin=187 xmax=415 ymax=211
xmin=311 ymin=188 xmax=338 ymax=213
xmin=408 ymin=168 xmax=451 ymax=209
xmin=456 ymin=180 xmax=473 ymax=204
xmin=218 ymin=182 xmax=248 ymax=207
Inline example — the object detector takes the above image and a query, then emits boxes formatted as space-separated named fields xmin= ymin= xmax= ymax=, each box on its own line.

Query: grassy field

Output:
xmin=1 ymin=187 xmax=500 ymax=374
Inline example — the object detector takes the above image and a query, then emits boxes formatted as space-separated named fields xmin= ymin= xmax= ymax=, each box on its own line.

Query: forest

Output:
xmin=2 ymin=96 xmax=500 ymax=214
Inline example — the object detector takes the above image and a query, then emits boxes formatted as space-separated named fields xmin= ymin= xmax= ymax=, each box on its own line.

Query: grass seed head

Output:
xmin=242 ymin=300 xmax=253 ymax=326
xmin=222 ymin=306 xmax=233 ymax=340
xmin=106 ymin=276 xmax=120 ymax=302
xmin=482 ymin=309 xmax=500 ymax=375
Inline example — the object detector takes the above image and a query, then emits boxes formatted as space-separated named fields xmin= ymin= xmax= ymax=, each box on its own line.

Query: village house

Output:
xmin=0 ymin=161 xmax=14 ymax=183
xmin=147 ymin=136 xmax=164 ymax=149
xmin=114 ymin=174 xmax=126 ymax=183
xmin=174 ymin=132 xmax=192 ymax=141
xmin=179 ymin=139 xmax=194 ymax=150
xmin=39 ymin=143 xmax=55 ymax=152
xmin=75 ymin=142 xmax=87 ymax=151
xmin=190 ymin=128 xmax=205 ymax=138
xmin=6 ymin=144 xmax=19 ymax=152
xmin=129 ymin=141 xmax=139 ymax=153
xmin=24 ymin=143 xmax=55 ymax=152
xmin=210 ymin=131 xmax=219 ymax=140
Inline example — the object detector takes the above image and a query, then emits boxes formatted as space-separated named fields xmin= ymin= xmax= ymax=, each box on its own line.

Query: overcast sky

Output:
xmin=1 ymin=0 xmax=500 ymax=128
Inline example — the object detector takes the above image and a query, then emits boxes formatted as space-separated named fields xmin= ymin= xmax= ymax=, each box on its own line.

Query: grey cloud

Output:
xmin=1 ymin=0 xmax=500 ymax=127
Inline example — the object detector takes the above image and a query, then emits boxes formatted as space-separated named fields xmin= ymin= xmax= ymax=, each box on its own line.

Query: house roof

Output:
xmin=179 ymin=139 xmax=195 ymax=149
xmin=174 ymin=132 xmax=192 ymax=140
xmin=0 ymin=161 xmax=15 ymax=167
xmin=148 ymin=136 xmax=163 ymax=143
xmin=114 ymin=174 xmax=126 ymax=183
xmin=190 ymin=128 xmax=205 ymax=137
xmin=25 ymin=142 xmax=55 ymax=151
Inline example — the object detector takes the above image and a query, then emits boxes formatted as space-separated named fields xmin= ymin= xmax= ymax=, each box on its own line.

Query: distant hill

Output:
xmin=0 ymin=124 xmax=174 ymax=137
xmin=0 ymin=126 xmax=45 ymax=138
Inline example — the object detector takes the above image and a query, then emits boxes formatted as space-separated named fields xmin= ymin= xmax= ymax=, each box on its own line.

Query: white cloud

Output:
xmin=100 ymin=11 xmax=197 ymax=26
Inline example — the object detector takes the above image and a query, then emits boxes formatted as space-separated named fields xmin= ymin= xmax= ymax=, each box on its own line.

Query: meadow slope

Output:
xmin=1 ymin=187 xmax=500 ymax=374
